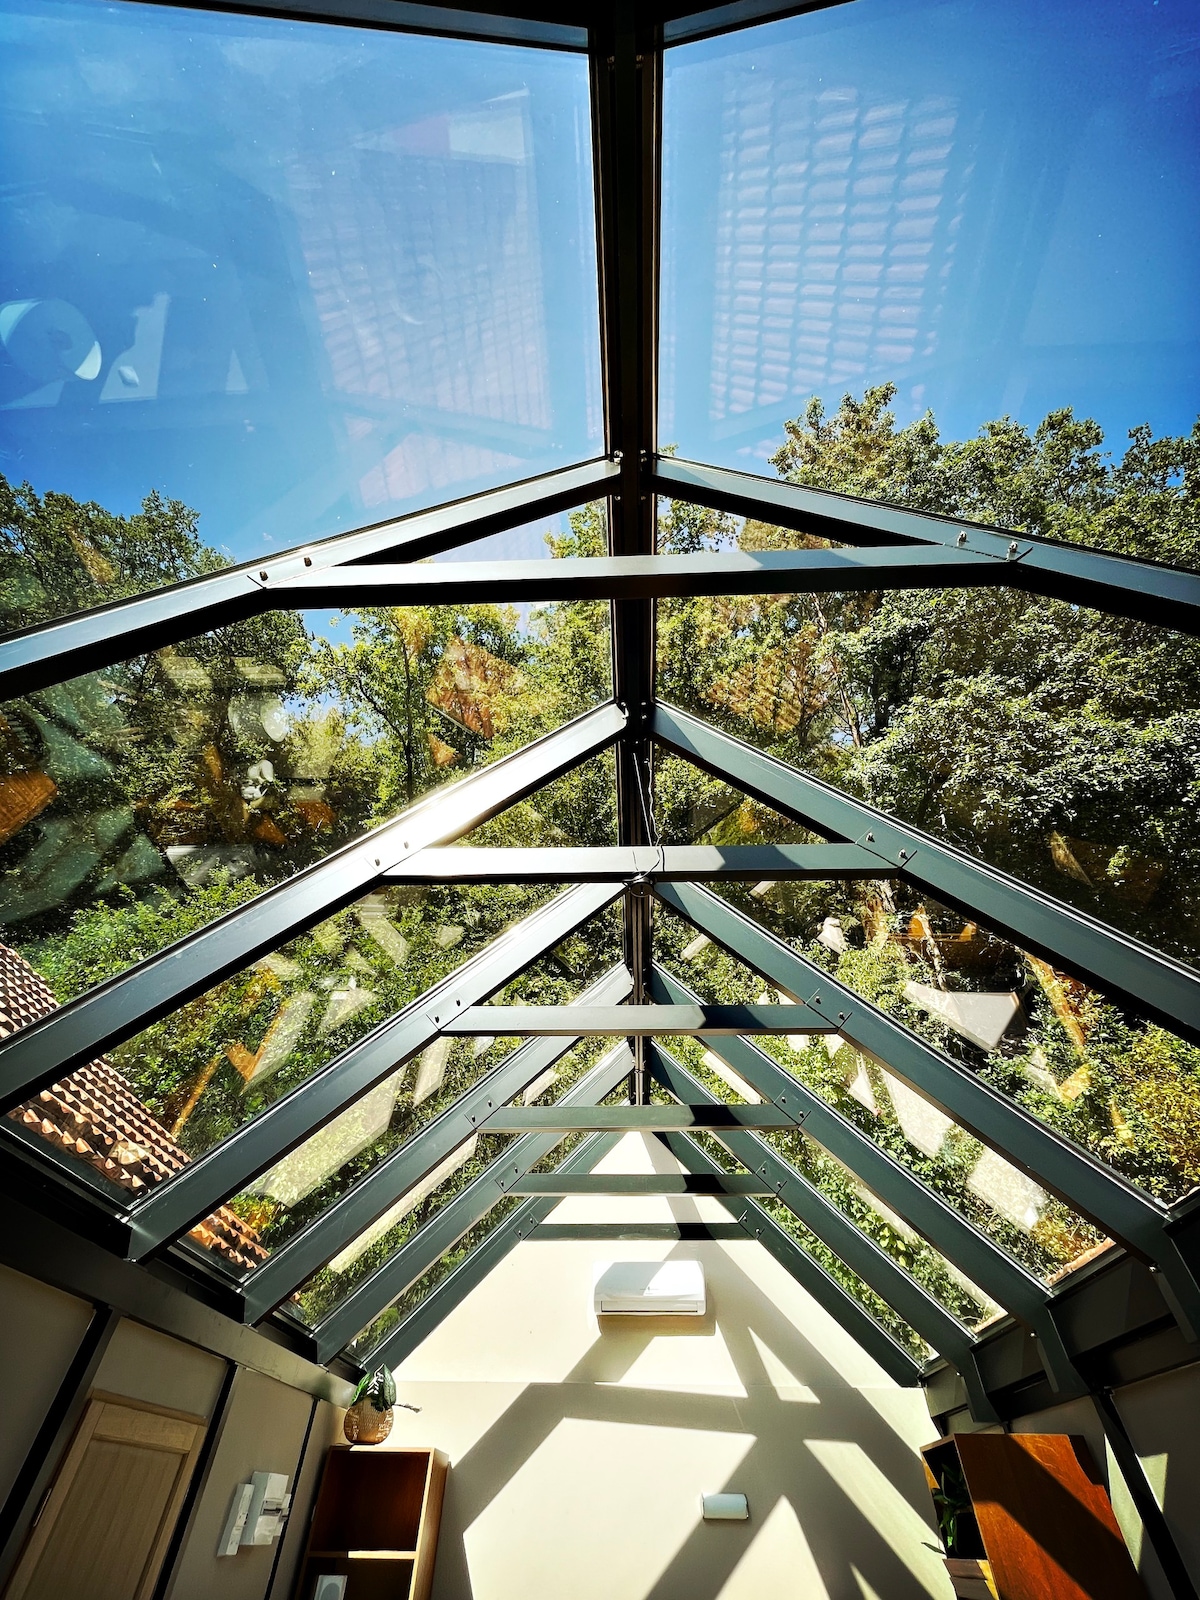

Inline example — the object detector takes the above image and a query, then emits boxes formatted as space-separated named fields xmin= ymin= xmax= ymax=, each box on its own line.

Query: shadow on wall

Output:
xmin=390 ymin=1141 xmax=948 ymax=1600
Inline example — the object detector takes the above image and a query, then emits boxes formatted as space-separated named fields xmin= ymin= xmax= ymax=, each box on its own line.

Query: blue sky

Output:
xmin=1 ymin=0 xmax=1197 ymax=589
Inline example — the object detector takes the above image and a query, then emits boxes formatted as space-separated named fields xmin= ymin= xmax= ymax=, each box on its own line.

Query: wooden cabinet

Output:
xmin=296 ymin=1446 xmax=447 ymax=1600
xmin=921 ymin=1434 xmax=1147 ymax=1600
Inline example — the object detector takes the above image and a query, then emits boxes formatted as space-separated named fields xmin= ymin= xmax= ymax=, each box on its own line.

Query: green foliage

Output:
xmin=351 ymin=1366 xmax=397 ymax=1413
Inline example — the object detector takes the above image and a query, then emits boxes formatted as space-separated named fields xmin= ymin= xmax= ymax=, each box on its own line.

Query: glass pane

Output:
xmin=3 ymin=881 xmax=564 ymax=1224
xmin=203 ymin=904 xmax=622 ymax=1275
xmin=345 ymin=1105 xmax=623 ymax=1361
xmin=0 ymin=586 xmax=611 ymax=1000
xmin=656 ymin=559 xmax=1200 ymax=967
xmin=655 ymin=1036 xmax=999 ymax=1330
xmin=1 ymin=0 xmax=602 ymax=630
xmin=682 ymin=1125 xmax=930 ymax=1361
xmin=654 ymin=897 xmax=1111 ymax=1283
xmin=661 ymin=0 xmax=1199 ymax=507
xmin=286 ymin=1038 xmax=614 ymax=1328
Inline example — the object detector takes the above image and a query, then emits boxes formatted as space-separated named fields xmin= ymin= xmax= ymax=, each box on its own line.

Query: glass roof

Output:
xmin=0 ymin=0 xmax=602 ymax=625
xmin=660 ymin=0 xmax=1200 ymax=474
xmin=0 ymin=0 xmax=1197 ymax=1404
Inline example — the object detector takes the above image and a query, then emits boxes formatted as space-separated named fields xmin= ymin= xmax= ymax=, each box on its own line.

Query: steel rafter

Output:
xmin=651 ymin=456 xmax=1200 ymax=638
xmin=238 ymin=964 xmax=633 ymax=1323
xmin=652 ymin=702 xmax=1200 ymax=1051
xmin=0 ymin=458 xmax=619 ymax=703
xmin=0 ymin=702 xmax=625 ymax=1119
xmin=441 ymin=1002 xmax=839 ymax=1034
xmin=315 ymin=1044 xmax=634 ymax=1362
xmin=362 ymin=1129 xmax=623 ymax=1372
xmin=384 ymin=843 xmax=881 ymax=881
xmin=650 ymin=1046 xmax=1001 ymax=1413
xmin=655 ymin=1123 xmax=926 ymax=1388
xmin=126 ymin=882 xmax=623 ymax=1257
xmin=653 ymin=879 xmax=1200 ymax=1340
xmin=650 ymin=964 xmax=1085 ymax=1395
xmin=481 ymin=1105 xmax=799 ymax=1130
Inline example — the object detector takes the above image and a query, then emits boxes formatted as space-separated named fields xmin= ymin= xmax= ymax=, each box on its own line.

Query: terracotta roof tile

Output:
xmin=1 ymin=942 xmax=267 ymax=1272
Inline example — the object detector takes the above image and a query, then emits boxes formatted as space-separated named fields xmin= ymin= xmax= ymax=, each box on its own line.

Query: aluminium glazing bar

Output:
xmin=362 ymin=1129 xmax=623 ymax=1372
xmin=441 ymin=1002 xmax=838 ymax=1034
xmin=0 ymin=702 xmax=625 ymax=1117
xmin=0 ymin=458 xmax=618 ymax=701
xmin=127 ymin=882 xmax=624 ymax=1258
xmin=239 ymin=964 xmax=633 ymax=1322
xmin=314 ymin=1044 xmax=633 ymax=1361
xmin=386 ymin=843 xmax=880 ymax=881
xmin=262 ymin=543 xmax=1004 ymax=609
xmin=651 ymin=456 xmax=1200 ymax=637
xmin=651 ymin=1047 xmax=1005 ymax=1400
xmin=481 ymin=1104 xmax=799 ymax=1129
xmin=510 ymin=1173 xmax=775 ymax=1194
xmin=661 ymin=0 xmax=854 ymax=48
xmin=658 ymin=1129 xmax=927 ymax=1389
xmin=652 ymin=702 xmax=1200 ymax=1051
xmin=530 ymin=1222 xmax=746 ymax=1238
xmin=106 ymin=0 xmax=588 ymax=48
xmin=650 ymin=965 xmax=1070 ymax=1342
xmin=654 ymin=878 xmax=1200 ymax=1340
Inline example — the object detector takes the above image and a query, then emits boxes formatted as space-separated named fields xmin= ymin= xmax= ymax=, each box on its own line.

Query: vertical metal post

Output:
xmin=1092 ymin=1389 xmax=1199 ymax=1600
xmin=592 ymin=0 xmax=661 ymax=1102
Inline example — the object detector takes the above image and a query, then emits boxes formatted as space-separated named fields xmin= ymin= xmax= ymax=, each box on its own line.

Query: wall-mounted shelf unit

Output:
xmin=921 ymin=1433 xmax=1147 ymax=1600
xmin=297 ymin=1446 xmax=447 ymax=1600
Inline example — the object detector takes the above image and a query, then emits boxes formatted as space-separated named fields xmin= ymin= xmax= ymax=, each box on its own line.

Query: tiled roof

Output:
xmin=0 ymin=942 xmax=268 ymax=1272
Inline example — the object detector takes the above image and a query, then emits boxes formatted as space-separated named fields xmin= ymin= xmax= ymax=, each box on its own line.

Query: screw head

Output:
xmin=865 ymin=831 xmax=874 ymax=842
xmin=303 ymin=554 xmax=313 ymax=567
xmin=1007 ymin=540 xmax=1019 ymax=557
xmin=956 ymin=531 xmax=967 ymax=545
xmin=259 ymin=570 xmax=269 ymax=580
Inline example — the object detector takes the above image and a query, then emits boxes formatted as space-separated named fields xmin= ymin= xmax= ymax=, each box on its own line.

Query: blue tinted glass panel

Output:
xmin=0 ymin=0 xmax=602 ymax=629
xmin=661 ymin=0 xmax=1200 ymax=469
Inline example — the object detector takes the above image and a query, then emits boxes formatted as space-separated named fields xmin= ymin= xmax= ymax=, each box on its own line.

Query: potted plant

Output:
xmin=343 ymin=1368 xmax=419 ymax=1446
xmin=933 ymin=1457 xmax=995 ymax=1600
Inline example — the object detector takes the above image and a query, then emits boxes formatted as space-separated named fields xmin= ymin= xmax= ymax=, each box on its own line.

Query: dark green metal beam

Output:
xmin=385 ymin=843 xmax=879 ymax=883
xmin=481 ymin=1104 xmax=801 ymax=1131
xmin=240 ymin=964 xmax=634 ymax=1323
xmin=651 ymin=456 xmax=1200 ymax=638
xmin=652 ymin=702 xmax=1200 ymax=1052
xmin=509 ymin=1172 xmax=773 ymax=1195
xmin=654 ymin=878 xmax=1200 ymax=1342
xmin=442 ymin=1003 xmax=837 ymax=1035
xmin=529 ymin=1222 xmax=746 ymax=1239
xmin=312 ymin=1045 xmax=634 ymax=1363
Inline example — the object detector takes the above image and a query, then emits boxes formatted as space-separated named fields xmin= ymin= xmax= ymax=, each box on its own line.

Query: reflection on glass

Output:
xmin=657 ymin=560 xmax=1200 ymax=970
xmin=661 ymin=0 xmax=1199 ymax=472
xmin=3 ymin=881 xmax=561 ymax=1242
xmin=203 ymin=906 xmax=621 ymax=1275
xmin=654 ymin=899 xmax=1111 ymax=1284
xmin=0 ymin=0 xmax=602 ymax=627
xmin=286 ymin=1039 xmax=611 ymax=1327
xmin=0 ymin=584 xmax=612 ymax=1001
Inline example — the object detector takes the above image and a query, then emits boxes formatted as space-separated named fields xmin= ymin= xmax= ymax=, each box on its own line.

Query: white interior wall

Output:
xmin=385 ymin=1132 xmax=952 ymax=1600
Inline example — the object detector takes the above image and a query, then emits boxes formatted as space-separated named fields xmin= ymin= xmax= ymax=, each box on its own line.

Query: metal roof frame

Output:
xmin=0 ymin=0 xmax=1198 ymax=1455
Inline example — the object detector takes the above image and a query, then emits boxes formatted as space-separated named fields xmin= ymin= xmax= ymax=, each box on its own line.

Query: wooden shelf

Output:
xmin=922 ymin=1434 xmax=1148 ymax=1600
xmin=297 ymin=1446 xmax=447 ymax=1600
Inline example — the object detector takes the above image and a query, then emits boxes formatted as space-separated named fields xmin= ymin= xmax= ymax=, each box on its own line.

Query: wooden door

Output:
xmin=3 ymin=1392 xmax=206 ymax=1600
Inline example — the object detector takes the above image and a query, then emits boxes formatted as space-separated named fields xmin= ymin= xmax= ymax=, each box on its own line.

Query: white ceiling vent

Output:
xmin=593 ymin=1259 xmax=706 ymax=1316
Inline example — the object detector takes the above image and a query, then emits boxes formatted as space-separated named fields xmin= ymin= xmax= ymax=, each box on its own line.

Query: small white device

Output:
xmin=593 ymin=1259 xmax=706 ymax=1315
xmin=702 ymin=1493 xmax=749 ymax=1520
xmin=218 ymin=1483 xmax=254 ymax=1557
xmin=242 ymin=1471 xmax=291 ymax=1546
xmin=311 ymin=1577 xmax=348 ymax=1600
